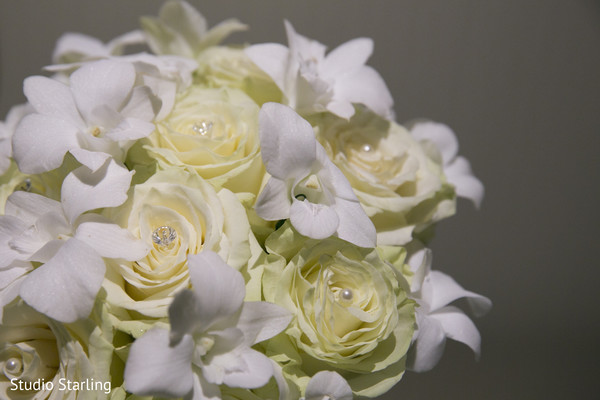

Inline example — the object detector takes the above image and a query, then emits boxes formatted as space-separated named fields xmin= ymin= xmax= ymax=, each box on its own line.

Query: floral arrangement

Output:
xmin=0 ymin=1 xmax=491 ymax=399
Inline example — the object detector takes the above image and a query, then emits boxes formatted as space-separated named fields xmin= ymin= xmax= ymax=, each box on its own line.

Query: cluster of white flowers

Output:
xmin=0 ymin=1 xmax=491 ymax=399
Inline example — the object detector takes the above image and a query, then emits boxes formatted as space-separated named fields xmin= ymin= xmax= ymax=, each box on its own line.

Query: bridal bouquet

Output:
xmin=0 ymin=1 xmax=491 ymax=399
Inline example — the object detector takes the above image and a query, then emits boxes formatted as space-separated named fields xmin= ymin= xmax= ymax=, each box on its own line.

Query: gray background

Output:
xmin=1 ymin=1 xmax=598 ymax=399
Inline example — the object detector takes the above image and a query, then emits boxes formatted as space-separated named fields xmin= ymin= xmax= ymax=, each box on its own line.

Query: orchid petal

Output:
xmin=332 ymin=197 xmax=376 ymax=248
xmin=426 ymin=270 xmax=492 ymax=316
xmin=75 ymin=218 xmax=149 ymax=261
xmin=70 ymin=60 xmax=136 ymax=124
xmin=289 ymin=199 xmax=339 ymax=240
xmin=118 ymin=85 xmax=159 ymax=122
xmin=245 ymin=43 xmax=290 ymax=91
xmin=105 ymin=117 xmax=156 ymax=142
xmin=305 ymin=371 xmax=353 ymax=400
xmin=284 ymin=20 xmax=326 ymax=62
xmin=22 ymin=76 xmax=83 ymax=127
xmin=5 ymin=191 xmax=62 ymax=225
xmin=0 ymin=216 xmax=29 ymax=268
xmin=204 ymin=330 xmax=273 ymax=390
xmin=69 ymin=148 xmax=111 ymax=172
xmin=106 ymin=30 xmax=146 ymax=54
xmin=322 ymin=37 xmax=373 ymax=79
xmin=183 ymin=251 xmax=245 ymax=330
xmin=407 ymin=314 xmax=447 ymax=372
xmin=431 ymin=305 xmax=482 ymax=359
xmin=157 ymin=0 xmax=208 ymax=49
xmin=10 ymin=211 xmax=69 ymax=260
xmin=446 ymin=156 xmax=485 ymax=208
xmin=316 ymin=146 xmax=358 ymax=201
xmin=221 ymin=347 xmax=274 ymax=389
xmin=202 ymin=19 xmax=247 ymax=49
xmin=125 ymin=329 xmax=194 ymax=398
xmin=324 ymin=101 xmax=355 ymax=120
xmin=0 ymin=270 xmax=28 ymax=320
xmin=259 ymin=103 xmax=316 ymax=179
xmin=0 ymin=261 xmax=31 ymax=290
xmin=12 ymin=113 xmax=79 ymax=173
xmin=410 ymin=122 xmax=459 ymax=165
xmin=335 ymin=66 xmax=394 ymax=119
xmin=185 ymin=373 xmax=221 ymax=400
xmin=168 ymin=290 xmax=205 ymax=345
xmin=237 ymin=301 xmax=292 ymax=345
xmin=254 ymin=178 xmax=292 ymax=221
xmin=61 ymin=159 xmax=133 ymax=224
xmin=52 ymin=32 xmax=110 ymax=63
xmin=19 ymin=238 xmax=105 ymax=322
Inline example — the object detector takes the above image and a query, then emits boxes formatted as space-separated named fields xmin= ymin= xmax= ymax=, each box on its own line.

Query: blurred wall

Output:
xmin=1 ymin=1 xmax=598 ymax=399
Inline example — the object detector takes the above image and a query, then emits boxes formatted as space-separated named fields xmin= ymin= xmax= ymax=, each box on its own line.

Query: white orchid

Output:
xmin=411 ymin=121 xmax=485 ymax=208
xmin=303 ymin=371 xmax=353 ymax=400
xmin=405 ymin=242 xmax=492 ymax=372
xmin=255 ymin=103 xmax=376 ymax=248
xmin=141 ymin=0 xmax=247 ymax=58
xmin=246 ymin=21 xmax=394 ymax=120
xmin=51 ymin=30 xmax=145 ymax=65
xmin=0 ymin=103 xmax=32 ymax=175
xmin=0 ymin=159 xmax=148 ymax=322
xmin=125 ymin=250 xmax=292 ymax=399
xmin=12 ymin=59 xmax=162 ymax=174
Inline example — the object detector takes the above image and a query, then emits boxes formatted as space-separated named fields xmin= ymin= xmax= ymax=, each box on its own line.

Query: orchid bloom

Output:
xmin=246 ymin=21 xmax=394 ymax=119
xmin=140 ymin=0 xmax=247 ymax=58
xmin=0 ymin=160 xmax=148 ymax=322
xmin=255 ymin=103 xmax=376 ymax=248
xmin=12 ymin=59 xmax=161 ymax=174
xmin=51 ymin=30 xmax=145 ymax=65
xmin=303 ymin=371 xmax=353 ymax=400
xmin=125 ymin=251 xmax=292 ymax=399
xmin=0 ymin=103 xmax=32 ymax=175
xmin=411 ymin=121 xmax=485 ymax=208
xmin=405 ymin=243 xmax=492 ymax=372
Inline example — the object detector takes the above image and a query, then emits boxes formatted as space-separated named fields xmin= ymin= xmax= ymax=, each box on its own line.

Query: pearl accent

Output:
xmin=362 ymin=144 xmax=372 ymax=152
xmin=152 ymin=226 xmax=177 ymax=247
xmin=4 ymin=357 xmax=21 ymax=374
xmin=339 ymin=288 xmax=354 ymax=305
xmin=341 ymin=289 xmax=353 ymax=301
xmin=192 ymin=121 xmax=213 ymax=136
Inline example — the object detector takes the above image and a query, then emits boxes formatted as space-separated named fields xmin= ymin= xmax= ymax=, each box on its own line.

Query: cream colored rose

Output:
xmin=0 ymin=299 xmax=113 ymax=400
xmin=103 ymin=168 xmax=252 ymax=318
xmin=196 ymin=46 xmax=283 ymax=105
xmin=136 ymin=86 xmax=267 ymax=196
xmin=262 ymin=223 xmax=415 ymax=398
xmin=312 ymin=108 xmax=456 ymax=245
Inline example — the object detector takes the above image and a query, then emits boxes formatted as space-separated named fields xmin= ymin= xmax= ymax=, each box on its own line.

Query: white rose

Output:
xmin=0 ymin=299 xmax=113 ymax=400
xmin=196 ymin=46 xmax=283 ymax=105
xmin=312 ymin=108 xmax=456 ymax=245
xmin=103 ymin=168 xmax=252 ymax=318
xmin=133 ymin=86 xmax=267 ymax=196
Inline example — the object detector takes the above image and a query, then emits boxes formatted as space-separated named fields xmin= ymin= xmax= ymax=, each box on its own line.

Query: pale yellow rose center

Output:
xmin=0 ymin=326 xmax=59 ymax=391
